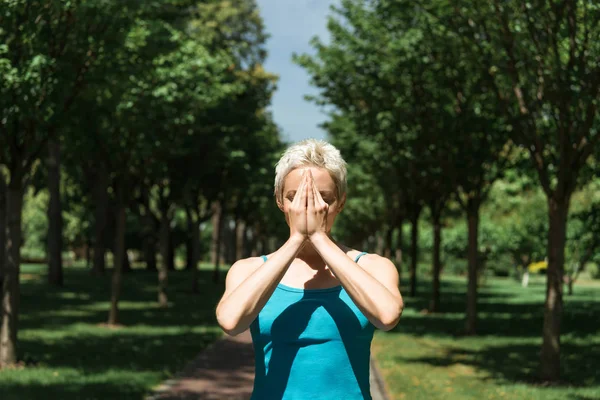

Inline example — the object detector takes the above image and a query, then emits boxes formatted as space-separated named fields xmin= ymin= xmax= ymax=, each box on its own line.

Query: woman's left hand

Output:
xmin=306 ymin=170 xmax=329 ymax=239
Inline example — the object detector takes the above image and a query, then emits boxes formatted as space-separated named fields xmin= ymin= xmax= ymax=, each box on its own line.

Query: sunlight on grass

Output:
xmin=372 ymin=275 xmax=600 ymax=400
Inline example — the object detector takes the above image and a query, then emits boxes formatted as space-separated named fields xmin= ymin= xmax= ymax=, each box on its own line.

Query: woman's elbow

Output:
xmin=216 ymin=305 xmax=244 ymax=336
xmin=380 ymin=301 xmax=404 ymax=331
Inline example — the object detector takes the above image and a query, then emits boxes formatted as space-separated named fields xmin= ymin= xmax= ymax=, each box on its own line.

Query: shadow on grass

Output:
xmin=385 ymin=276 xmax=600 ymax=390
xmin=18 ymin=330 xmax=223 ymax=373
xmin=1 ymin=268 xmax=228 ymax=400
xmin=394 ymin=277 xmax=600 ymax=338
xmin=0 ymin=380 xmax=152 ymax=400
xmin=395 ymin=341 xmax=600 ymax=388
xmin=391 ymin=301 xmax=600 ymax=339
xmin=19 ymin=269 xmax=225 ymax=329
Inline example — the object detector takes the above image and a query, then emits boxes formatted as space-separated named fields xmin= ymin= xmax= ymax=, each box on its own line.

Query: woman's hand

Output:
xmin=306 ymin=170 xmax=329 ymax=239
xmin=287 ymin=170 xmax=309 ymax=241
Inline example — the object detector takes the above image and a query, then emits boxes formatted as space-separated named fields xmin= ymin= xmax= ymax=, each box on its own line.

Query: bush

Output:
xmin=588 ymin=263 xmax=600 ymax=280
xmin=442 ymin=257 xmax=467 ymax=276
xmin=485 ymin=254 xmax=514 ymax=277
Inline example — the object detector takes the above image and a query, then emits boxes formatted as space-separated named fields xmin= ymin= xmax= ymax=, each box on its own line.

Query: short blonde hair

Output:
xmin=274 ymin=139 xmax=347 ymax=204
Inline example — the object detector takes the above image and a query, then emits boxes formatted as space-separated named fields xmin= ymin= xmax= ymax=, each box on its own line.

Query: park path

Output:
xmin=146 ymin=329 xmax=391 ymax=400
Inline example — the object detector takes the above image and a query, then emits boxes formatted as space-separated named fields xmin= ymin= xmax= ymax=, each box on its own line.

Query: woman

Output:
xmin=216 ymin=139 xmax=403 ymax=399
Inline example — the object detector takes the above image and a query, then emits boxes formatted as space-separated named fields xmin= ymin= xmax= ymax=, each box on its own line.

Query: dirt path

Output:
xmin=146 ymin=330 xmax=390 ymax=400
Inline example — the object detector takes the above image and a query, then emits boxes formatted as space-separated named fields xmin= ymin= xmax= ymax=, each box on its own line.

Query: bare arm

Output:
xmin=311 ymin=234 xmax=403 ymax=331
xmin=215 ymin=235 xmax=306 ymax=336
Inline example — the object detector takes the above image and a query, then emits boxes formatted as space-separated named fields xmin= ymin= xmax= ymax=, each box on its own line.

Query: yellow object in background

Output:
xmin=528 ymin=261 xmax=548 ymax=273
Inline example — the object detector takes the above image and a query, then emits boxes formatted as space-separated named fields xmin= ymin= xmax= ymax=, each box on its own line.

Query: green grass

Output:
xmin=5 ymin=263 xmax=600 ymax=400
xmin=372 ymin=275 xmax=600 ymax=400
xmin=1 ymin=262 xmax=229 ymax=400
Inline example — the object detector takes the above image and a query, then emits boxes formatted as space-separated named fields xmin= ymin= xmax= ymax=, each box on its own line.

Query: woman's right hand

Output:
xmin=288 ymin=170 xmax=308 ymax=241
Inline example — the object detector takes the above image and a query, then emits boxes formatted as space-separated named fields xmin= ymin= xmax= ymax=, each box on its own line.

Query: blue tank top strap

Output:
xmin=261 ymin=253 xmax=366 ymax=263
xmin=354 ymin=251 xmax=368 ymax=263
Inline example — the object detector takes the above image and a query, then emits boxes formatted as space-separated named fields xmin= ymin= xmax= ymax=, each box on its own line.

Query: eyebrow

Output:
xmin=285 ymin=190 xmax=334 ymax=196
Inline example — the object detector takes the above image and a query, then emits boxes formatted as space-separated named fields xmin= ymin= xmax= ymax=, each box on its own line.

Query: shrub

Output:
xmin=588 ymin=263 xmax=600 ymax=280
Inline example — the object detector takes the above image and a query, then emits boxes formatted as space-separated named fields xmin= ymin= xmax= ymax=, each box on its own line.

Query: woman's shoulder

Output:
xmin=348 ymin=249 xmax=394 ymax=269
xmin=337 ymin=245 xmax=370 ymax=262
xmin=232 ymin=256 xmax=267 ymax=268
xmin=225 ymin=256 xmax=265 ymax=277
xmin=223 ymin=256 xmax=265 ymax=289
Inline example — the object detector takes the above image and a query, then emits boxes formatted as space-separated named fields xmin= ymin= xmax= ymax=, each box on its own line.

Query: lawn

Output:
xmin=0 ymin=262 xmax=228 ymax=400
xmin=371 ymin=274 xmax=600 ymax=400
xmin=3 ymin=263 xmax=599 ymax=400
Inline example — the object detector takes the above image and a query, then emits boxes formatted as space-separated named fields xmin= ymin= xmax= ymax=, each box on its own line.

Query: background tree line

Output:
xmin=294 ymin=0 xmax=600 ymax=382
xmin=0 ymin=0 xmax=289 ymax=368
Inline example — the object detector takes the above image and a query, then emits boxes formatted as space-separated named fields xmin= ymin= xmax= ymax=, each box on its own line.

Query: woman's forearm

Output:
xmin=216 ymin=234 xmax=306 ymax=335
xmin=310 ymin=233 xmax=402 ymax=330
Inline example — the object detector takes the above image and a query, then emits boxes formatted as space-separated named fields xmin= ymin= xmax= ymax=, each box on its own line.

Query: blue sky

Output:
xmin=256 ymin=0 xmax=339 ymax=143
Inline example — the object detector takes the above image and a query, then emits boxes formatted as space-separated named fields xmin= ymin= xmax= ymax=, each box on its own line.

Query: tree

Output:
xmin=0 ymin=0 xmax=136 ymax=367
xmin=438 ymin=0 xmax=600 ymax=380
xmin=0 ymin=169 xmax=5 ymax=297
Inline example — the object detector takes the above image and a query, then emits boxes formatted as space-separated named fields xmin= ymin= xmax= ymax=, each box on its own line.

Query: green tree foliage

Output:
xmin=0 ymin=0 xmax=281 ymax=366
xmin=297 ymin=0 xmax=600 ymax=381
xmin=425 ymin=0 xmax=600 ymax=380
xmin=0 ymin=0 xmax=141 ymax=367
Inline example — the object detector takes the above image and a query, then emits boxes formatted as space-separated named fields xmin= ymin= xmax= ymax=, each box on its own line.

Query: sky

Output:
xmin=256 ymin=0 xmax=340 ymax=144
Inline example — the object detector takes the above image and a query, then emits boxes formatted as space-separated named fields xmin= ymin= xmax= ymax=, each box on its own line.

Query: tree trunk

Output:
xmin=47 ymin=139 xmax=64 ymax=286
xmin=142 ymin=201 xmax=157 ymax=272
xmin=395 ymin=216 xmax=403 ymax=283
xmin=259 ymin=237 xmax=267 ymax=258
xmin=190 ymin=214 xmax=201 ymax=294
xmin=375 ymin=231 xmax=385 ymax=256
xmin=185 ymin=207 xmax=200 ymax=271
xmin=244 ymin=224 xmax=252 ymax=258
xmin=184 ymin=206 xmax=201 ymax=293
xmin=383 ymin=225 xmax=393 ymax=259
xmin=85 ymin=234 xmax=92 ymax=268
xmin=158 ymin=210 xmax=170 ymax=307
xmin=91 ymin=169 xmax=109 ymax=275
xmin=0 ymin=174 xmax=6 ymax=298
xmin=167 ymin=227 xmax=176 ymax=271
xmin=144 ymin=233 xmax=157 ymax=272
xmin=430 ymin=213 xmax=442 ymax=313
xmin=108 ymin=185 xmax=126 ymax=326
xmin=122 ymin=248 xmax=131 ymax=273
xmin=540 ymin=196 xmax=569 ymax=381
xmin=235 ymin=218 xmax=246 ymax=261
xmin=409 ymin=208 xmax=421 ymax=297
xmin=465 ymin=200 xmax=480 ymax=335
xmin=250 ymin=222 xmax=259 ymax=257
xmin=185 ymin=210 xmax=194 ymax=271
xmin=0 ymin=181 xmax=23 ymax=367
xmin=224 ymin=218 xmax=235 ymax=264
xmin=211 ymin=201 xmax=224 ymax=283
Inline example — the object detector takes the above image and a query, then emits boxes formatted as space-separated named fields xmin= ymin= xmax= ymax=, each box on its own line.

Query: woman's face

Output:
xmin=277 ymin=166 xmax=346 ymax=233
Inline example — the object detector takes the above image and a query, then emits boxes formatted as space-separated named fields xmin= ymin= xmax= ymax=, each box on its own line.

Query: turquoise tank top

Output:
xmin=250 ymin=252 xmax=374 ymax=400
